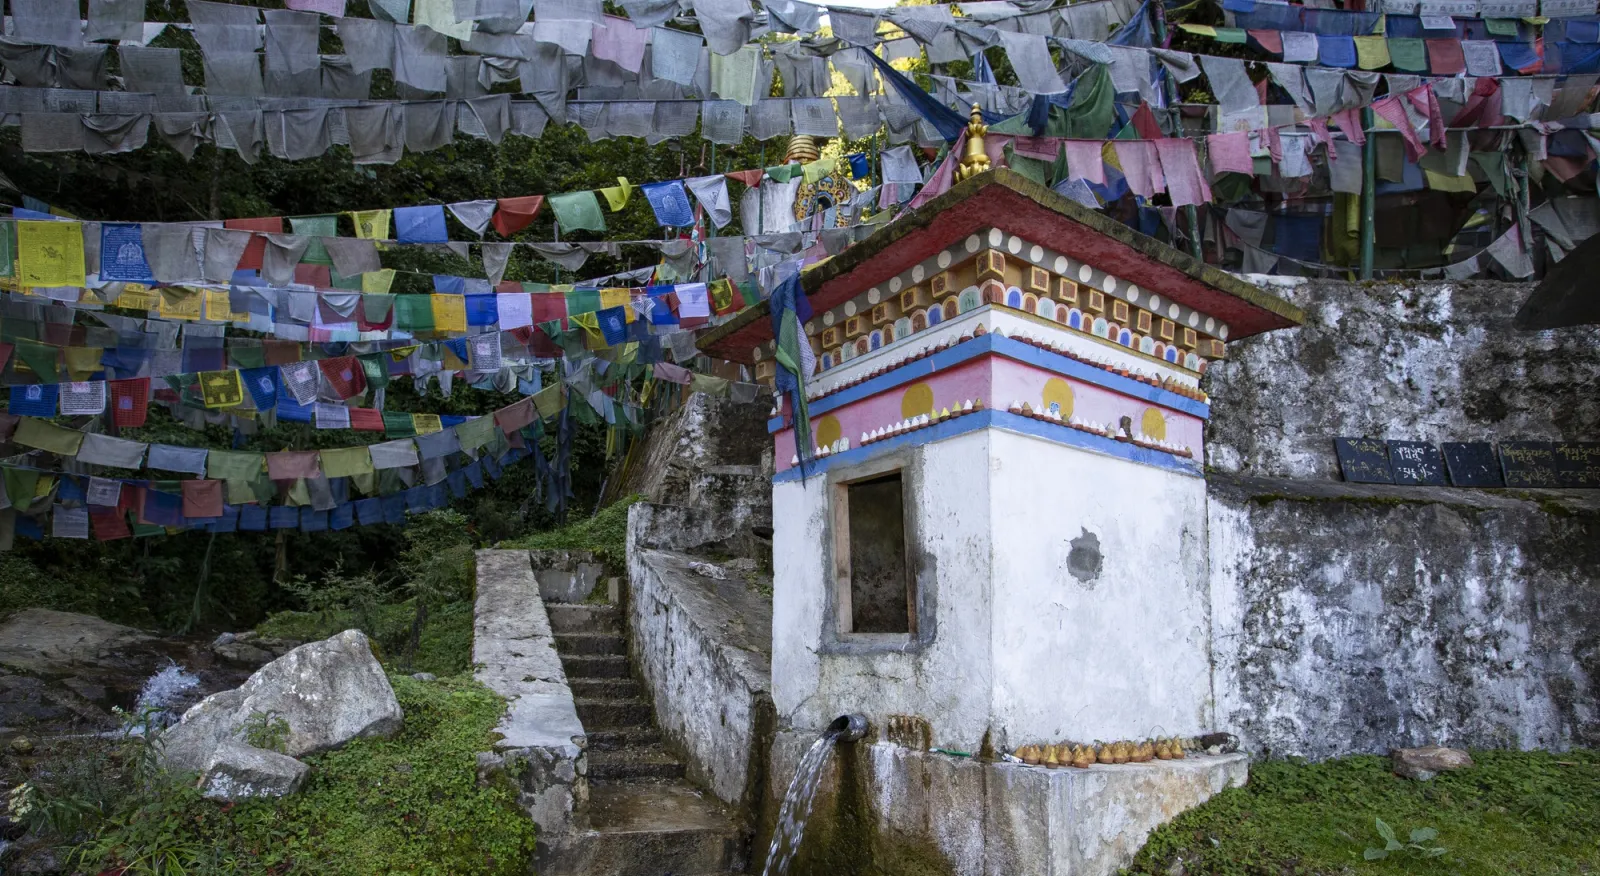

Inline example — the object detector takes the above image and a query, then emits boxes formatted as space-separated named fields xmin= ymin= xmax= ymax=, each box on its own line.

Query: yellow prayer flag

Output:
xmin=199 ymin=370 xmax=245 ymax=408
xmin=361 ymin=268 xmax=396 ymax=293
xmin=387 ymin=344 xmax=420 ymax=363
xmin=600 ymin=177 xmax=633 ymax=211
xmin=1354 ymin=36 xmax=1390 ymax=70
xmin=17 ymin=220 xmax=85 ymax=288
xmin=430 ymin=294 xmax=467 ymax=333
xmin=114 ymin=283 xmax=158 ymax=311
xmin=1424 ymin=170 xmax=1477 ymax=193
xmin=158 ymin=287 xmax=203 ymax=321
xmin=801 ymin=158 xmax=837 ymax=184
xmin=205 ymin=289 xmax=247 ymax=322
xmin=598 ymin=287 xmax=631 ymax=310
xmin=412 ymin=413 xmax=443 ymax=434
xmin=350 ymin=209 xmax=392 ymax=241
xmin=1178 ymin=23 xmax=1217 ymax=36
xmin=63 ymin=347 xmax=102 ymax=379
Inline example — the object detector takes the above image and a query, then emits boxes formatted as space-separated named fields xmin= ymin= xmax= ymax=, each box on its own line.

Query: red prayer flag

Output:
xmin=492 ymin=195 xmax=544 ymax=237
xmin=349 ymin=407 xmax=385 ymax=431
xmin=266 ymin=451 xmax=322 ymax=480
xmin=90 ymin=509 xmax=131 ymax=541
xmin=1247 ymin=30 xmax=1282 ymax=56
xmin=1130 ymin=103 xmax=1163 ymax=140
xmin=224 ymin=217 xmax=284 ymax=271
xmin=263 ymin=340 xmax=302 ymax=366
xmin=724 ymin=169 xmax=763 ymax=188
xmin=495 ymin=397 xmax=535 ymax=433
xmin=294 ymin=263 xmax=332 ymax=288
xmin=317 ymin=356 xmax=367 ymax=399
xmin=109 ymin=377 xmax=149 ymax=427
xmin=181 ymin=479 xmax=225 ymax=519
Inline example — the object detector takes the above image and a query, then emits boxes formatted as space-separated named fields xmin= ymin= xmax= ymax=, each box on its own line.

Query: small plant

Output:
xmin=242 ymin=710 xmax=292 ymax=753
xmin=1364 ymin=817 xmax=1447 ymax=860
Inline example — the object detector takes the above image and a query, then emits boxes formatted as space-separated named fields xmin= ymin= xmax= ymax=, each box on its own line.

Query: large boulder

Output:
xmin=160 ymin=630 xmax=403 ymax=774
xmin=198 ymin=741 xmax=310 ymax=800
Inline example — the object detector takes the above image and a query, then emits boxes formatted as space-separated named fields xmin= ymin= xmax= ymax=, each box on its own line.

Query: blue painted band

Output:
xmin=768 ymin=334 xmax=1210 ymax=434
xmin=771 ymin=408 xmax=1204 ymax=484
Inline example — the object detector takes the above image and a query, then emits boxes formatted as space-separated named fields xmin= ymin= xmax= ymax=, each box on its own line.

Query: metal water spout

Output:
xmin=829 ymin=713 xmax=868 ymax=743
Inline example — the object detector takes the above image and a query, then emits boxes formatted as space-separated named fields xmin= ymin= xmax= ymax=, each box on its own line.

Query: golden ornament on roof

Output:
xmin=955 ymin=104 xmax=990 ymax=183
xmin=785 ymin=134 xmax=821 ymax=164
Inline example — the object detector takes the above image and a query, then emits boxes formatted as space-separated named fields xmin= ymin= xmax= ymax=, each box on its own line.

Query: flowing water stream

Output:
xmin=760 ymin=727 xmax=844 ymax=876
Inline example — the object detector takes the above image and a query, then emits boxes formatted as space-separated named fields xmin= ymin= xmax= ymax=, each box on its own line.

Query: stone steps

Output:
xmin=553 ymin=632 xmax=626 ymax=656
xmin=575 ymin=697 xmax=653 ymax=728
xmin=541 ymin=591 xmax=745 ymax=875
xmin=546 ymin=603 xmax=622 ymax=635
xmin=558 ymin=654 xmax=630 ymax=679
xmin=569 ymin=677 xmax=642 ymax=700
xmin=539 ymin=783 xmax=743 ymax=876
xmin=587 ymin=744 xmax=688 ymax=781
xmin=586 ymin=727 xmax=663 ymax=751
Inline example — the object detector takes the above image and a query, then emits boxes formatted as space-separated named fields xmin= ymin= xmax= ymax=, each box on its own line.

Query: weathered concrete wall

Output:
xmin=1208 ymin=476 xmax=1600 ymax=758
xmin=1206 ymin=279 xmax=1600 ymax=480
xmin=473 ymin=550 xmax=586 ymax=835
xmin=762 ymin=732 xmax=1247 ymax=876
xmin=626 ymin=533 xmax=775 ymax=810
xmin=990 ymin=429 xmax=1213 ymax=744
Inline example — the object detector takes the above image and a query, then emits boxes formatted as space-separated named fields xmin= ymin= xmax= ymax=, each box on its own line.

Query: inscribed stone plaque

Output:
xmin=1335 ymin=437 xmax=1394 ymax=484
xmin=1387 ymin=440 xmax=1446 ymax=486
xmin=1553 ymin=442 xmax=1600 ymax=488
xmin=1499 ymin=441 xmax=1561 ymax=488
xmin=1443 ymin=442 xmax=1503 ymax=487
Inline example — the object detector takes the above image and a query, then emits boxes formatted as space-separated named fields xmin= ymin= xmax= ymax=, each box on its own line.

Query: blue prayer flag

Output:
xmin=433 ymin=274 xmax=466 ymax=294
xmin=465 ymin=294 xmax=499 ymax=326
xmin=100 ymin=224 xmax=154 ymax=281
xmin=596 ymin=306 xmax=629 ymax=346
xmin=356 ymin=497 xmax=384 ymax=525
xmin=300 ymin=508 xmax=329 ymax=532
xmin=10 ymin=384 xmax=57 ymax=417
xmin=269 ymin=505 xmax=300 ymax=529
xmin=240 ymin=504 xmax=268 ymax=530
xmin=395 ymin=205 xmax=449 ymax=244
xmin=641 ymin=181 xmax=695 ymax=227
xmin=242 ymin=367 xmax=279 ymax=410
xmin=846 ymin=153 xmax=870 ymax=179
xmin=331 ymin=503 xmax=355 ymax=530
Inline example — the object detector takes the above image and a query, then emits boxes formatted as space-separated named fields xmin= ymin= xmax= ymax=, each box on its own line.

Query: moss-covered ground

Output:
xmin=497 ymin=494 xmax=638 ymax=572
xmin=1125 ymin=750 xmax=1600 ymax=876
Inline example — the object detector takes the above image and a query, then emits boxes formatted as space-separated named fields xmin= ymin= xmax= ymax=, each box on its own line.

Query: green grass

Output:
xmin=67 ymin=675 xmax=536 ymax=876
xmin=498 ymin=494 xmax=640 ymax=572
xmin=1124 ymin=750 xmax=1600 ymax=876
xmin=254 ymin=598 xmax=474 ymax=677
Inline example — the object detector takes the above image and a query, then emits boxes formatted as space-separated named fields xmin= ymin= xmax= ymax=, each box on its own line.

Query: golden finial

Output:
xmin=955 ymin=104 xmax=990 ymax=182
xmin=785 ymin=134 xmax=820 ymax=164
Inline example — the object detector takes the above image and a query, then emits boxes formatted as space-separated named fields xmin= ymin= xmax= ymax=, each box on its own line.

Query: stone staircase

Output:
xmin=542 ymin=602 xmax=747 ymax=876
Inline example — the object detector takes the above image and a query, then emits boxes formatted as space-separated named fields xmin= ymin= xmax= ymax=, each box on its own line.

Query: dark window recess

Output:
xmin=846 ymin=473 xmax=912 ymax=634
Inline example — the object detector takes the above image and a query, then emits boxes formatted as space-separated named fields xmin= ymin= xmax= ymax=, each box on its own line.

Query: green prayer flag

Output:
xmin=1062 ymin=64 xmax=1115 ymax=140
xmin=1004 ymin=143 xmax=1049 ymax=185
xmin=131 ymin=522 xmax=165 ymax=537
xmin=1213 ymin=27 xmax=1246 ymax=43
xmin=363 ymin=293 xmax=395 ymax=324
xmin=690 ymin=373 xmax=731 ymax=397
xmin=330 ymin=269 xmax=364 ymax=290
xmin=0 ymin=221 xmax=15 ymax=278
xmin=382 ymin=411 xmax=417 ymax=437
xmin=14 ymin=419 xmax=83 ymax=456
xmin=319 ymin=446 xmax=373 ymax=478
xmin=1484 ymin=17 xmax=1519 ymax=35
xmin=290 ymin=215 xmax=338 ymax=266
xmin=765 ymin=164 xmax=802 ymax=183
xmin=350 ymin=471 xmax=377 ymax=496
xmin=229 ymin=340 xmax=266 ymax=370
xmin=566 ymin=287 xmax=601 ymax=315
xmin=358 ymin=353 xmax=390 ymax=390
xmin=3 ymin=468 xmax=38 ymax=508
xmin=457 ymin=415 xmax=496 ymax=450
xmin=1471 ymin=152 xmax=1510 ymax=198
xmin=531 ymin=383 xmax=565 ymax=420
xmin=547 ymin=191 xmax=606 ymax=234
xmin=286 ymin=478 xmax=312 ymax=507
xmin=14 ymin=339 xmax=58 ymax=380
xmin=207 ymin=450 xmax=265 ymax=481
xmin=394 ymin=295 xmax=436 ymax=332
xmin=377 ymin=467 xmax=405 ymax=496
xmin=1388 ymin=38 xmax=1427 ymax=72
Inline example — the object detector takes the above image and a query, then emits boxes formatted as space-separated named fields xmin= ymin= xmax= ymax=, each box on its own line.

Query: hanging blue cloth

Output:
xmin=641 ymin=181 xmax=695 ymax=227
xmin=846 ymin=153 xmax=870 ymax=179
xmin=395 ymin=205 xmax=448 ymax=244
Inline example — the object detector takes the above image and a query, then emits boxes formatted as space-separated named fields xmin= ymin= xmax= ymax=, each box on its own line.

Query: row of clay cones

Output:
xmin=812 ymin=325 xmax=992 ymax=402
xmin=1012 ymin=738 xmax=1193 ymax=768
xmin=995 ymin=328 xmax=1209 ymax=403
xmin=1004 ymin=402 xmax=1196 ymax=460
xmin=861 ymin=400 xmax=983 ymax=445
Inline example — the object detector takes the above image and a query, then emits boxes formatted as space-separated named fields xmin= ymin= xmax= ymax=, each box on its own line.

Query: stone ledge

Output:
xmin=1209 ymin=473 xmax=1600 ymax=514
xmin=473 ymin=549 xmax=586 ymax=835
xmin=763 ymin=732 xmax=1246 ymax=876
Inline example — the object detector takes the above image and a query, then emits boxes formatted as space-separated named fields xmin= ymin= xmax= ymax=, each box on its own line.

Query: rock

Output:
xmin=161 ymin=630 xmax=403 ymax=775
xmin=722 ymin=558 xmax=759 ymax=575
xmin=0 ymin=610 xmax=156 ymax=675
xmin=211 ymin=631 xmax=303 ymax=667
xmin=528 ymin=550 xmax=607 ymax=602
xmin=198 ymin=741 xmax=309 ymax=800
xmin=1392 ymin=745 xmax=1473 ymax=781
xmin=212 ymin=632 xmax=237 ymax=647
xmin=8 ymin=735 xmax=31 ymax=754
xmin=411 ymin=672 xmax=437 ymax=682
xmin=688 ymin=561 xmax=728 ymax=580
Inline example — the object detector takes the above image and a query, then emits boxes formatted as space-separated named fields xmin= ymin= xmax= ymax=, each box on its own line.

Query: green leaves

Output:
xmin=1365 ymin=817 xmax=1447 ymax=862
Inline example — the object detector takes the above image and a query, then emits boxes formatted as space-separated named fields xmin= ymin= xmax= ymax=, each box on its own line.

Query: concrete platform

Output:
xmin=761 ymin=732 xmax=1248 ymax=876
xmin=539 ymin=778 xmax=744 ymax=876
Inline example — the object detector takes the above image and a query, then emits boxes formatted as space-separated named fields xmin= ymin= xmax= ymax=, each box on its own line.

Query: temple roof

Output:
xmin=699 ymin=169 xmax=1306 ymax=364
